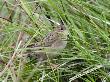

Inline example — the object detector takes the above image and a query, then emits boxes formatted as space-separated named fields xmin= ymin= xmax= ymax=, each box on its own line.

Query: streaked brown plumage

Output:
xmin=27 ymin=22 xmax=68 ymax=61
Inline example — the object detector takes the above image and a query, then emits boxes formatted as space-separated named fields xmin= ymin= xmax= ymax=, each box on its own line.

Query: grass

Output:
xmin=0 ymin=0 xmax=110 ymax=82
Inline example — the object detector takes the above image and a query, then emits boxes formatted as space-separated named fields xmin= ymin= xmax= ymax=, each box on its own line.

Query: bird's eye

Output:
xmin=60 ymin=27 xmax=63 ymax=30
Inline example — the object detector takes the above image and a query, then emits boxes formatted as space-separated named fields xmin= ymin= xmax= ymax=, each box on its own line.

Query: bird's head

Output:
xmin=55 ymin=24 xmax=69 ymax=36
xmin=50 ymin=19 xmax=69 ymax=36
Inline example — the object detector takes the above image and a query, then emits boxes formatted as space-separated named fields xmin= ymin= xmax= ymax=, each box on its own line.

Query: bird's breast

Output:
xmin=51 ymin=40 xmax=67 ymax=49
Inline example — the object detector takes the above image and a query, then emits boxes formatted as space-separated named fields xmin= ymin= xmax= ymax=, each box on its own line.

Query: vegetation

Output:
xmin=0 ymin=0 xmax=110 ymax=82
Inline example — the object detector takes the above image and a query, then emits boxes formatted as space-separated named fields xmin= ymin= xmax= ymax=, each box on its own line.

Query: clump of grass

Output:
xmin=0 ymin=0 xmax=110 ymax=82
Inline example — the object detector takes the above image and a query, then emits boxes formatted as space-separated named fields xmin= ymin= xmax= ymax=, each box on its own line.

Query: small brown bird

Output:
xmin=27 ymin=21 xmax=68 ymax=62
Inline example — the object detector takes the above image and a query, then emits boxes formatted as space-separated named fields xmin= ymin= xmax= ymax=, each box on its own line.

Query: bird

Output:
xmin=27 ymin=20 xmax=68 ymax=62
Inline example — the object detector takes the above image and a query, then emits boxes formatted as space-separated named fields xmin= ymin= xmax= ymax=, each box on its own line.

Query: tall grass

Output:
xmin=0 ymin=0 xmax=110 ymax=82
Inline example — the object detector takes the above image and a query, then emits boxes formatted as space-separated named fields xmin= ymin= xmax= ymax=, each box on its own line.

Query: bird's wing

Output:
xmin=42 ymin=31 xmax=59 ymax=47
xmin=27 ymin=42 xmax=42 ymax=48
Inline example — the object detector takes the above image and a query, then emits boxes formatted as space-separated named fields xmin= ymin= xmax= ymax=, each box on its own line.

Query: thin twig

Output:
xmin=0 ymin=16 xmax=12 ymax=23
xmin=0 ymin=41 xmax=22 ymax=77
